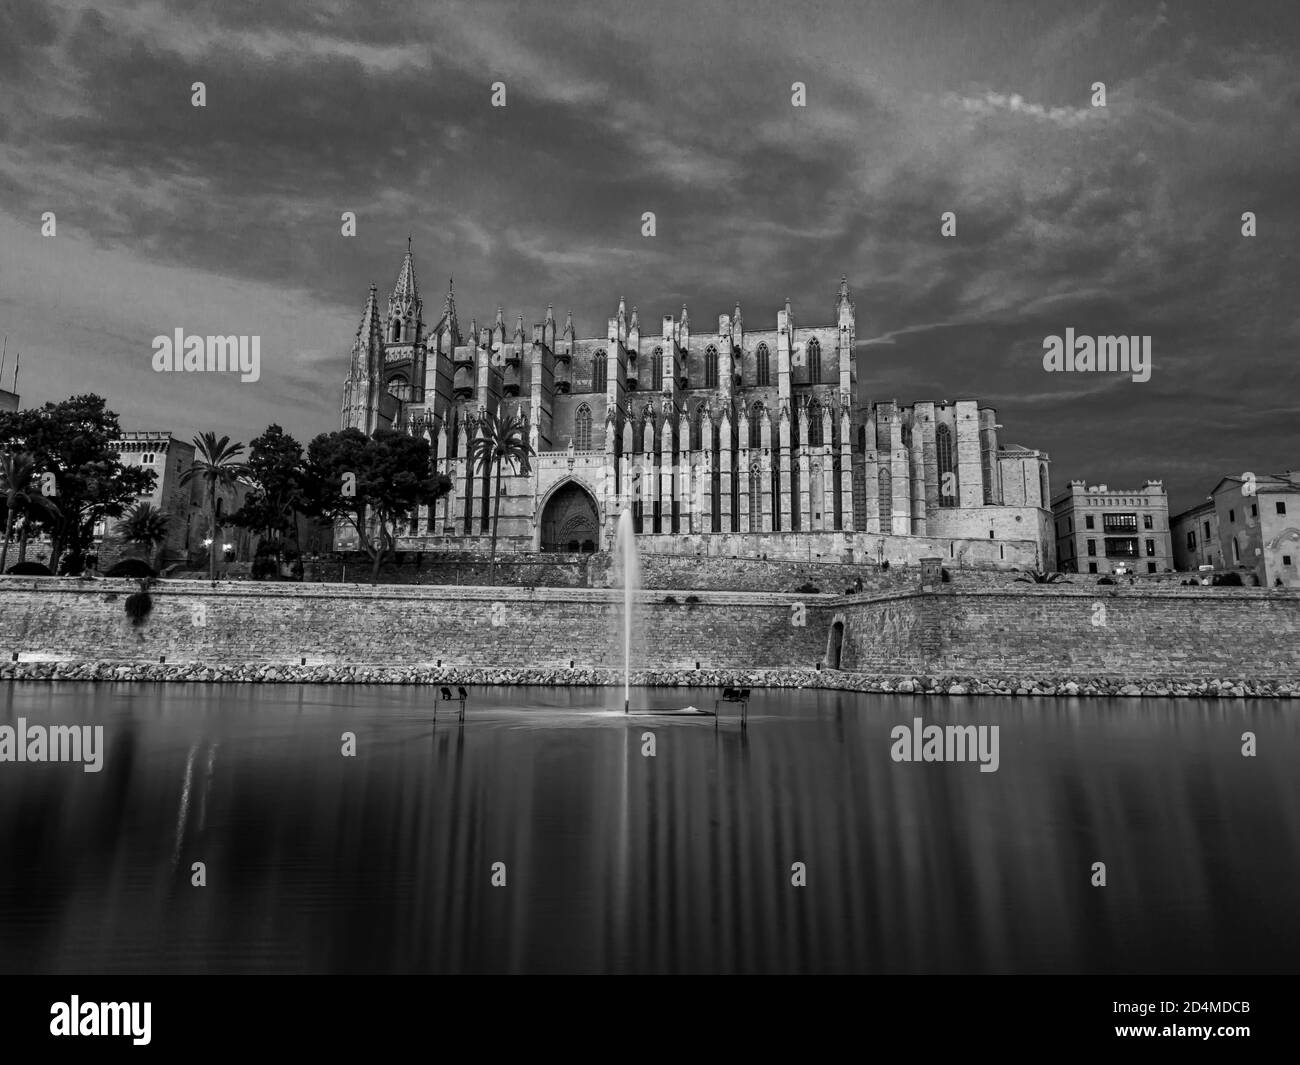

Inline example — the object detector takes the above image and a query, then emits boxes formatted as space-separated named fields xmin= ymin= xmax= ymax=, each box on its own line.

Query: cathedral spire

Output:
xmin=733 ymin=301 xmax=743 ymax=328
xmin=355 ymin=283 xmax=383 ymax=353
xmin=562 ymin=308 xmax=575 ymax=340
xmin=545 ymin=303 xmax=555 ymax=325
xmin=442 ymin=278 xmax=460 ymax=344
xmin=680 ymin=303 xmax=689 ymax=330
xmin=629 ymin=304 xmax=640 ymax=331
xmin=392 ymin=244 xmax=419 ymax=305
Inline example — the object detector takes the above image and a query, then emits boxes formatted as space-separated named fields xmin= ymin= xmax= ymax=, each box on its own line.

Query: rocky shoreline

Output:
xmin=1 ymin=660 xmax=1296 ymax=697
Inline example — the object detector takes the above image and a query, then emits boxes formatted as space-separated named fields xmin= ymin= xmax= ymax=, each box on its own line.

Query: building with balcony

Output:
xmin=1052 ymin=480 xmax=1173 ymax=575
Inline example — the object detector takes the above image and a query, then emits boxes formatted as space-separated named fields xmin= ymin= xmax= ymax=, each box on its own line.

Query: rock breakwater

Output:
xmin=1 ymin=660 xmax=1295 ymax=697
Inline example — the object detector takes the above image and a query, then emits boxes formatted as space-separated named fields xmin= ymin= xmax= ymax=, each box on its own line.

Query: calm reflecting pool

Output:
xmin=1 ymin=683 xmax=1297 ymax=973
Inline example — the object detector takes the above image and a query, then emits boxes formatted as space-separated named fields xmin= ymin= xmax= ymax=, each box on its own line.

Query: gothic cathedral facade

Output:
xmin=340 ymin=246 xmax=1055 ymax=568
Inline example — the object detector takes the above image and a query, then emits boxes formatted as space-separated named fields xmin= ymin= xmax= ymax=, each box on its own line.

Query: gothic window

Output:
xmin=593 ymin=350 xmax=607 ymax=392
xmin=756 ymin=342 xmax=770 ymax=386
xmin=749 ymin=403 xmax=763 ymax=448
xmin=750 ymin=464 xmax=764 ymax=531
xmin=808 ymin=338 xmax=821 ymax=384
xmin=705 ymin=344 xmax=718 ymax=388
xmin=652 ymin=346 xmax=663 ymax=387
xmin=574 ymin=404 xmax=592 ymax=450
xmin=391 ymin=320 xmax=402 ymax=343
xmin=692 ymin=405 xmax=704 ymax=451
xmin=387 ymin=375 xmax=409 ymax=401
xmin=901 ymin=424 xmax=912 ymax=449
xmin=877 ymin=468 xmax=890 ymax=527
xmin=808 ymin=401 xmax=823 ymax=446
xmin=937 ymin=423 xmax=957 ymax=506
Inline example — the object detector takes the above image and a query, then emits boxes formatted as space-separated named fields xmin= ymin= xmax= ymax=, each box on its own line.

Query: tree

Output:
xmin=303 ymin=427 xmax=450 ymax=582
xmin=468 ymin=410 xmax=534 ymax=585
xmin=229 ymin=424 xmax=306 ymax=568
xmin=115 ymin=501 xmax=169 ymax=568
xmin=180 ymin=433 xmax=249 ymax=581
xmin=1 ymin=451 xmax=61 ymax=573
xmin=0 ymin=396 xmax=155 ymax=573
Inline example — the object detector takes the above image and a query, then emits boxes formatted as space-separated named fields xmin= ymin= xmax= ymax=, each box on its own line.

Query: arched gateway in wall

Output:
xmin=539 ymin=480 xmax=601 ymax=553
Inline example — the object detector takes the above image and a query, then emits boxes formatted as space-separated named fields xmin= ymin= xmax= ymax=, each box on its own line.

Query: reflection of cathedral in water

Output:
xmin=339 ymin=244 xmax=1054 ymax=563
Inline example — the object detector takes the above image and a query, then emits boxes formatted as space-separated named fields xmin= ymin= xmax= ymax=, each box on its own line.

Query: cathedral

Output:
xmin=339 ymin=245 xmax=1055 ymax=568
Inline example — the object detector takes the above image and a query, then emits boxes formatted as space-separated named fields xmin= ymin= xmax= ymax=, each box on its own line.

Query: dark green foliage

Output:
xmin=0 ymin=396 xmax=154 ymax=573
xmin=303 ymin=427 xmax=451 ymax=582
xmin=6 ymin=561 xmax=52 ymax=575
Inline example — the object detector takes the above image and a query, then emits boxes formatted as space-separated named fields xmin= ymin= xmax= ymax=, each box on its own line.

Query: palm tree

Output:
xmin=1 ymin=451 xmax=61 ymax=574
xmin=116 ymin=501 xmax=170 ymax=569
xmin=180 ymin=433 xmax=248 ymax=581
xmin=468 ymin=411 xmax=534 ymax=585
xmin=1015 ymin=568 xmax=1070 ymax=584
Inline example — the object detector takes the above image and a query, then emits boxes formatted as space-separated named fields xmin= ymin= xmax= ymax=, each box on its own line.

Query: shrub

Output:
xmin=685 ymin=595 xmax=700 ymax=604
xmin=795 ymin=582 xmax=821 ymax=594
xmin=662 ymin=594 xmax=679 ymax=604
xmin=1097 ymin=576 xmax=1116 ymax=585
xmin=1217 ymin=571 xmax=1243 ymax=586
xmin=251 ymin=556 xmax=279 ymax=580
xmin=105 ymin=558 xmax=157 ymax=579
xmin=6 ymin=561 xmax=53 ymax=576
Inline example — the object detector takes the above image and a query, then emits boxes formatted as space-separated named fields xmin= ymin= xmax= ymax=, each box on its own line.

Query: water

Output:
xmin=1 ymin=682 xmax=1297 ymax=974
xmin=611 ymin=508 xmax=641 ymax=713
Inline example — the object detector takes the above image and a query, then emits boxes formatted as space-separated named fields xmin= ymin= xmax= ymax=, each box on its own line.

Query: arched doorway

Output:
xmin=540 ymin=481 xmax=600 ymax=553
xmin=826 ymin=616 xmax=846 ymax=670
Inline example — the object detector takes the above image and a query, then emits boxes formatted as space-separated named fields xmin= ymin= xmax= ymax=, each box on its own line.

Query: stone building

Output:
xmin=1052 ymin=480 xmax=1173 ymax=575
xmin=1171 ymin=471 xmax=1300 ymax=588
xmin=1171 ymin=500 xmax=1221 ymax=573
xmin=93 ymin=431 xmax=255 ymax=570
xmin=339 ymin=245 xmax=1055 ymax=567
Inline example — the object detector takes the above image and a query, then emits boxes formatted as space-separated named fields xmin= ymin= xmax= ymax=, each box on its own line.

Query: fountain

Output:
xmin=612 ymin=508 xmax=641 ymax=714
xmin=610 ymin=508 xmax=711 ymax=721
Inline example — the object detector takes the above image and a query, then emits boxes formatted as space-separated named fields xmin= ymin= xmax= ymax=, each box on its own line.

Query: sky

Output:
xmin=1 ymin=0 xmax=1297 ymax=514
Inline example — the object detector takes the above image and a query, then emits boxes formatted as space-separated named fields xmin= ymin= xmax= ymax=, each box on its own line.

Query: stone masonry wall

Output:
xmin=0 ymin=579 xmax=828 ymax=671
xmin=837 ymin=586 xmax=1300 ymax=678
xmin=2 ymin=578 xmax=1297 ymax=681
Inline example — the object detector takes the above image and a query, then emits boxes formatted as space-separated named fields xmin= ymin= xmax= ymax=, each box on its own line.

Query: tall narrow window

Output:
xmin=692 ymin=405 xmax=704 ymax=452
xmin=593 ymin=350 xmax=607 ymax=392
xmin=750 ymin=464 xmax=764 ymax=531
xmin=937 ymin=423 xmax=957 ymax=506
xmin=749 ymin=403 xmax=764 ymax=448
xmin=877 ymin=468 xmax=891 ymax=528
xmin=808 ymin=338 xmax=821 ymax=383
xmin=391 ymin=320 xmax=401 ymax=342
xmin=756 ymin=342 xmax=770 ymax=386
xmin=652 ymin=346 xmax=663 ymax=388
xmin=705 ymin=344 xmax=718 ymax=388
xmin=808 ymin=401 xmax=823 ymax=446
xmin=574 ymin=403 xmax=592 ymax=450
